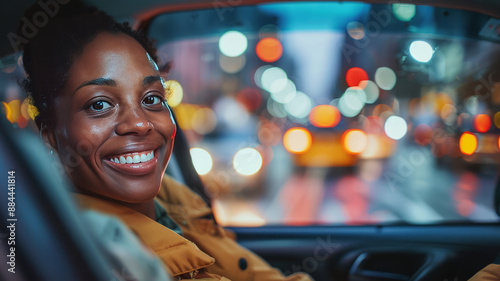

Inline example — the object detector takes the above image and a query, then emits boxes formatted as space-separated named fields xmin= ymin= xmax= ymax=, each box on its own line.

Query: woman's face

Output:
xmin=47 ymin=32 xmax=176 ymax=203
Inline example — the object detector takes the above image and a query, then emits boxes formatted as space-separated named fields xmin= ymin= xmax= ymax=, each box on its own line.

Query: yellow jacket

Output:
xmin=75 ymin=192 xmax=228 ymax=280
xmin=75 ymin=175 xmax=313 ymax=281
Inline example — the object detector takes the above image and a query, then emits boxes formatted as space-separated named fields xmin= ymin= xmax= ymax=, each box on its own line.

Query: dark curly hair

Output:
xmin=20 ymin=1 xmax=157 ymax=129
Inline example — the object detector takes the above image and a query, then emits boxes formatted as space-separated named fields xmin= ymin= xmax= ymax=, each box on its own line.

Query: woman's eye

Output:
xmin=89 ymin=100 xmax=111 ymax=111
xmin=143 ymin=95 xmax=162 ymax=105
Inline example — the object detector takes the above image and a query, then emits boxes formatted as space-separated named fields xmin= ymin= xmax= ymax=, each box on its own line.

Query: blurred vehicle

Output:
xmin=2 ymin=0 xmax=500 ymax=280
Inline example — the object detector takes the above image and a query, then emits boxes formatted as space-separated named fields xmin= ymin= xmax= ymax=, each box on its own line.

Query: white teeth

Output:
xmin=133 ymin=155 xmax=140 ymax=163
xmin=110 ymin=150 xmax=155 ymax=164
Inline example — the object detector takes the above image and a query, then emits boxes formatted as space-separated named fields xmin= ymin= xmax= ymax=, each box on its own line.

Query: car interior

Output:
xmin=2 ymin=0 xmax=500 ymax=280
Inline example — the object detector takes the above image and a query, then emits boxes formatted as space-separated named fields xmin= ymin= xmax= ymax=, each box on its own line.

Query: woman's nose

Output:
xmin=115 ymin=107 xmax=154 ymax=136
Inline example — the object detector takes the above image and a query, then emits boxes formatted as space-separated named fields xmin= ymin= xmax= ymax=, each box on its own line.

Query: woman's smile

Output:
xmin=104 ymin=148 xmax=159 ymax=176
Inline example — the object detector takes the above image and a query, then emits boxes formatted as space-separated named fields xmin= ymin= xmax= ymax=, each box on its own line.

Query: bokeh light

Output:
xmin=20 ymin=98 xmax=30 ymax=120
xmin=473 ymin=114 xmax=491 ymax=133
xmin=373 ymin=104 xmax=393 ymax=117
xmin=384 ymin=115 xmax=407 ymax=140
xmin=494 ymin=112 xmax=500 ymax=129
xmin=236 ymin=88 xmax=262 ymax=112
xmin=440 ymin=104 xmax=457 ymax=126
xmin=219 ymin=31 xmax=248 ymax=57
xmin=192 ymin=107 xmax=217 ymax=135
xmin=229 ymin=211 xmax=266 ymax=227
xmin=2 ymin=102 xmax=11 ymax=122
xmin=164 ymin=80 xmax=183 ymax=107
xmin=17 ymin=115 xmax=28 ymax=129
xmin=392 ymin=3 xmax=416 ymax=21
xmin=459 ymin=132 xmax=477 ymax=156
xmin=338 ymin=87 xmax=366 ymax=117
xmin=261 ymin=67 xmax=287 ymax=92
xmin=342 ymin=129 xmax=368 ymax=154
xmin=285 ymin=91 xmax=313 ymax=119
xmin=283 ymin=127 xmax=312 ymax=154
xmin=219 ymin=54 xmax=246 ymax=73
xmin=309 ymin=105 xmax=341 ymax=128
xmin=233 ymin=148 xmax=263 ymax=176
xmin=270 ymin=79 xmax=297 ymax=104
xmin=256 ymin=37 xmax=283 ymax=62
xmin=173 ymin=103 xmax=197 ymax=130
xmin=346 ymin=21 xmax=365 ymax=40
xmin=359 ymin=80 xmax=379 ymax=104
xmin=190 ymin=148 xmax=213 ymax=175
xmin=5 ymin=100 xmax=20 ymax=123
xmin=465 ymin=96 xmax=479 ymax=115
xmin=413 ymin=123 xmax=433 ymax=146
xmin=363 ymin=116 xmax=384 ymax=134
xmin=254 ymin=65 xmax=272 ymax=88
xmin=214 ymin=97 xmax=250 ymax=129
xmin=267 ymin=98 xmax=287 ymax=118
xmin=374 ymin=67 xmax=397 ymax=91
xmin=409 ymin=40 xmax=434 ymax=63
xmin=346 ymin=67 xmax=368 ymax=87
xmin=258 ymin=121 xmax=282 ymax=146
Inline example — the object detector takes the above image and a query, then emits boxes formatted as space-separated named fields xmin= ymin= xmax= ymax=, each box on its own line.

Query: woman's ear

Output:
xmin=39 ymin=125 xmax=57 ymax=153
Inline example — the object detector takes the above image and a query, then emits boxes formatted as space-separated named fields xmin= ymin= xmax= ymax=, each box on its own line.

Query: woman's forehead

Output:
xmin=66 ymin=32 xmax=158 ymax=86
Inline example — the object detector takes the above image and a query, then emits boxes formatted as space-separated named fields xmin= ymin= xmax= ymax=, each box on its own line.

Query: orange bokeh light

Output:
xmin=346 ymin=67 xmax=368 ymax=87
xmin=309 ymin=105 xmax=340 ymax=128
xmin=473 ymin=114 xmax=491 ymax=133
xmin=256 ymin=37 xmax=283 ymax=63
xmin=2 ymin=102 xmax=11 ymax=122
xmin=459 ymin=132 xmax=477 ymax=156
xmin=342 ymin=129 xmax=368 ymax=154
xmin=283 ymin=127 xmax=312 ymax=154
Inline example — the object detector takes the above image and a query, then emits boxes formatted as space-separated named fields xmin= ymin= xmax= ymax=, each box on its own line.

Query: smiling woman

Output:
xmin=18 ymin=1 xmax=312 ymax=281
xmin=44 ymin=32 xmax=175 ymax=211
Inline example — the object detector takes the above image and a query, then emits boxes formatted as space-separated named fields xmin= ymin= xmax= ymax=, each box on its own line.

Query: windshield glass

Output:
xmin=149 ymin=2 xmax=500 ymax=226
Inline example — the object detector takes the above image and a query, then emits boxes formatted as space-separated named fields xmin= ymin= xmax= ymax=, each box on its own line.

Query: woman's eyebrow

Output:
xmin=74 ymin=78 xmax=117 ymax=94
xmin=143 ymin=75 xmax=162 ymax=86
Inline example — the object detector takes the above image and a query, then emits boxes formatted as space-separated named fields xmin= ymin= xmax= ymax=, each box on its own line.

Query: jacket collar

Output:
xmin=74 ymin=193 xmax=215 ymax=276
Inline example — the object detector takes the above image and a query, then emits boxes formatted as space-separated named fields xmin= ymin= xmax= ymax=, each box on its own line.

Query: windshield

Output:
xmin=148 ymin=2 xmax=500 ymax=226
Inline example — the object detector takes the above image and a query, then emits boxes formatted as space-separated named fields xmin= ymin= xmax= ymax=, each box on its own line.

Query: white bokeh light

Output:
xmin=270 ymin=79 xmax=296 ymax=104
xmin=359 ymin=80 xmax=380 ymax=104
xmin=409 ymin=40 xmax=434 ymax=63
xmin=374 ymin=67 xmax=397 ymax=91
xmin=190 ymin=148 xmax=213 ymax=175
xmin=338 ymin=88 xmax=366 ymax=117
xmin=261 ymin=67 xmax=287 ymax=92
xmin=233 ymin=148 xmax=263 ymax=176
xmin=285 ymin=91 xmax=313 ymax=119
xmin=214 ymin=97 xmax=250 ymax=129
xmin=219 ymin=31 xmax=248 ymax=57
xmin=254 ymin=65 xmax=271 ymax=88
xmin=392 ymin=4 xmax=416 ymax=22
xmin=384 ymin=115 xmax=408 ymax=140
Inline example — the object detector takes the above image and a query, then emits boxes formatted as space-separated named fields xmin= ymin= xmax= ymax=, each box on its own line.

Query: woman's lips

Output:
xmin=104 ymin=149 xmax=158 ymax=176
